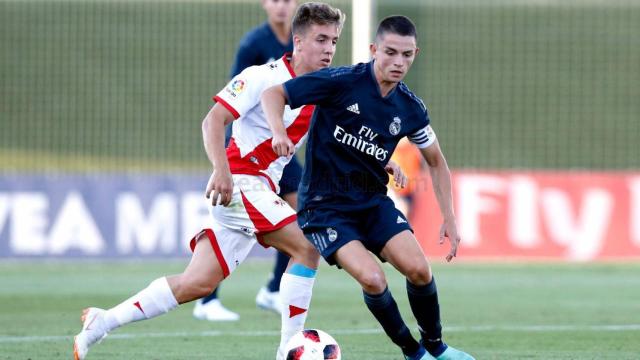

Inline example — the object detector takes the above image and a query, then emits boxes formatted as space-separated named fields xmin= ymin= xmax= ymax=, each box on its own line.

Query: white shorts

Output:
xmin=189 ymin=174 xmax=296 ymax=278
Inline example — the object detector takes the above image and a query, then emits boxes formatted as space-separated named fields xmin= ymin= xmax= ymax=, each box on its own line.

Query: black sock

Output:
xmin=363 ymin=287 xmax=421 ymax=356
xmin=267 ymin=251 xmax=289 ymax=292
xmin=406 ymin=277 xmax=447 ymax=356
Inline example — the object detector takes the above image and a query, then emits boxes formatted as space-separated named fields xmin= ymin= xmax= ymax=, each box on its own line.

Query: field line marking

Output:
xmin=2 ymin=324 xmax=640 ymax=343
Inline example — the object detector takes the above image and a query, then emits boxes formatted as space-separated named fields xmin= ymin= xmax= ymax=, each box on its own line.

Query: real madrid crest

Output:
xmin=389 ymin=116 xmax=402 ymax=136
xmin=327 ymin=228 xmax=338 ymax=242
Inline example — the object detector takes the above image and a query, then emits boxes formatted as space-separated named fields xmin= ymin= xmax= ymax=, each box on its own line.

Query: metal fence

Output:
xmin=2 ymin=0 xmax=638 ymax=172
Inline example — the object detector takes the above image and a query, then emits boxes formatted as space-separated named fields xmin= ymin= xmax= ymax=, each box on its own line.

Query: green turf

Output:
xmin=1 ymin=1 xmax=639 ymax=171
xmin=1 ymin=260 xmax=639 ymax=359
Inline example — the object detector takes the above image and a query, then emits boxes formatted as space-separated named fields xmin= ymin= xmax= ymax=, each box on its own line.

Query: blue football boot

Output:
xmin=433 ymin=345 xmax=475 ymax=360
xmin=404 ymin=346 xmax=437 ymax=360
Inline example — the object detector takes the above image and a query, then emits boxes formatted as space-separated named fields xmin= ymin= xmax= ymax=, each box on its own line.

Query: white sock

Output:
xmin=103 ymin=277 xmax=178 ymax=332
xmin=278 ymin=265 xmax=316 ymax=350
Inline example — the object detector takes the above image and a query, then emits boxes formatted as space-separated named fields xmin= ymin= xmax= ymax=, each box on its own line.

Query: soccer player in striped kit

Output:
xmin=73 ymin=3 xmax=348 ymax=359
xmin=193 ymin=0 xmax=304 ymax=322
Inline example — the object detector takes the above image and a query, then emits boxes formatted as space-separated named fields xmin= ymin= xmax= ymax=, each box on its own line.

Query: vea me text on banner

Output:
xmin=0 ymin=174 xmax=210 ymax=257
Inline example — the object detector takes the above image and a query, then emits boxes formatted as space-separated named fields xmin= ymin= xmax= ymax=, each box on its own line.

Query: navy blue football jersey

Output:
xmin=283 ymin=61 xmax=436 ymax=210
xmin=229 ymin=22 xmax=293 ymax=78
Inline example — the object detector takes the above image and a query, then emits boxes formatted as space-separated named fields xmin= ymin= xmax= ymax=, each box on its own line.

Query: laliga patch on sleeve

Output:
xmin=225 ymin=79 xmax=246 ymax=98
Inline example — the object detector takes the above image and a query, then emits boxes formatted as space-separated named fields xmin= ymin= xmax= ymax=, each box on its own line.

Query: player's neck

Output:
xmin=268 ymin=20 xmax=292 ymax=46
xmin=289 ymin=54 xmax=313 ymax=77
xmin=379 ymin=82 xmax=397 ymax=98
xmin=373 ymin=66 xmax=397 ymax=97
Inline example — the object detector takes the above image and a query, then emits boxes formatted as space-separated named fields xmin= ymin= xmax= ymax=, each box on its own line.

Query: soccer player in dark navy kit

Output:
xmin=262 ymin=15 xmax=475 ymax=360
xmin=194 ymin=0 xmax=300 ymax=320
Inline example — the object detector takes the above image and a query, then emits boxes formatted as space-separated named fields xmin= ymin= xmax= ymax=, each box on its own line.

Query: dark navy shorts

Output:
xmin=278 ymin=156 xmax=303 ymax=197
xmin=297 ymin=196 xmax=412 ymax=266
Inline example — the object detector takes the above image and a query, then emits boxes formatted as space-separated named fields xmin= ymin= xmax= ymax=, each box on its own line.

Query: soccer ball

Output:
xmin=284 ymin=329 xmax=341 ymax=360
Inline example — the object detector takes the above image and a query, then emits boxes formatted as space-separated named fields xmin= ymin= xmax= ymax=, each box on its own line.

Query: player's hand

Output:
xmin=272 ymin=132 xmax=295 ymax=157
xmin=205 ymin=169 xmax=234 ymax=207
xmin=439 ymin=218 xmax=461 ymax=262
xmin=385 ymin=161 xmax=408 ymax=188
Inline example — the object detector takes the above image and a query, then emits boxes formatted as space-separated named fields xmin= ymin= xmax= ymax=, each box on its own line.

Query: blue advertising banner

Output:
xmin=0 ymin=173 xmax=271 ymax=258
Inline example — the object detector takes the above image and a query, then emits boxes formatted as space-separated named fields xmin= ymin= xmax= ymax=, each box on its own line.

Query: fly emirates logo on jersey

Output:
xmin=333 ymin=125 xmax=389 ymax=161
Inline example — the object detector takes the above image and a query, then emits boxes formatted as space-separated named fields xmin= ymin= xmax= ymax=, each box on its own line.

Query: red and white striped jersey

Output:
xmin=213 ymin=54 xmax=313 ymax=191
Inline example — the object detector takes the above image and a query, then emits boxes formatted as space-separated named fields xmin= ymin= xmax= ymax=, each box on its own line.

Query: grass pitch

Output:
xmin=1 ymin=260 xmax=639 ymax=359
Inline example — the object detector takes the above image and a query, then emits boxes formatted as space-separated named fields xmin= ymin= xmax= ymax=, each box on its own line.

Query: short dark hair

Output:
xmin=291 ymin=2 xmax=345 ymax=36
xmin=375 ymin=15 xmax=417 ymax=42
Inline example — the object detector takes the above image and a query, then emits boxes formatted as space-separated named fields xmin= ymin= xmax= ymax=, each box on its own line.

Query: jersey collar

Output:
xmin=369 ymin=60 xmax=398 ymax=99
xmin=282 ymin=53 xmax=297 ymax=78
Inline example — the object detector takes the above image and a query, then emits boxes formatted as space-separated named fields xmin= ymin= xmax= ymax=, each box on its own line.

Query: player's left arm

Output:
xmin=420 ymin=139 xmax=460 ymax=262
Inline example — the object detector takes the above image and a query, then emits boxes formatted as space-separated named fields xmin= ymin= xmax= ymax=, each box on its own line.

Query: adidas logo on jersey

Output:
xmin=397 ymin=216 xmax=407 ymax=224
xmin=346 ymin=103 xmax=360 ymax=114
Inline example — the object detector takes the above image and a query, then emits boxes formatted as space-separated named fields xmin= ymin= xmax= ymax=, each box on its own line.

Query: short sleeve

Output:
xmin=214 ymin=65 xmax=265 ymax=119
xmin=283 ymin=67 xmax=342 ymax=109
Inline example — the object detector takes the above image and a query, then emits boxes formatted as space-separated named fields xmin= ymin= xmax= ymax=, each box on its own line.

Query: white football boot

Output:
xmin=192 ymin=298 xmax=239 ymax=322
xmin=255 ymin=286 xmax=283 ymax=314
xmin=73 ymin=307 xmax=108 ymax=360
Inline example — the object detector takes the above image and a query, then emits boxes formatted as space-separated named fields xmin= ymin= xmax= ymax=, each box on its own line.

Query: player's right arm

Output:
xmin=202 ymin=103 xmax=235 ymax=207
xmin=261 ymin=67 xmax=343 ymax=157
xmin=261 ymin=84 xmax=294 ymax=157
xmin=203 ymin=65 xmax=267 ymax=206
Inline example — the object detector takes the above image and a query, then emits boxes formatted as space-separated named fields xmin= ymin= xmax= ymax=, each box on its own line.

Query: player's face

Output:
xmin=295 ymin=24 xmax=340 ymax=71
xmin=262 ymin=0 xmax=297 ymax=26
xmin=371 ymin=33 xmax=419 ymax=83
